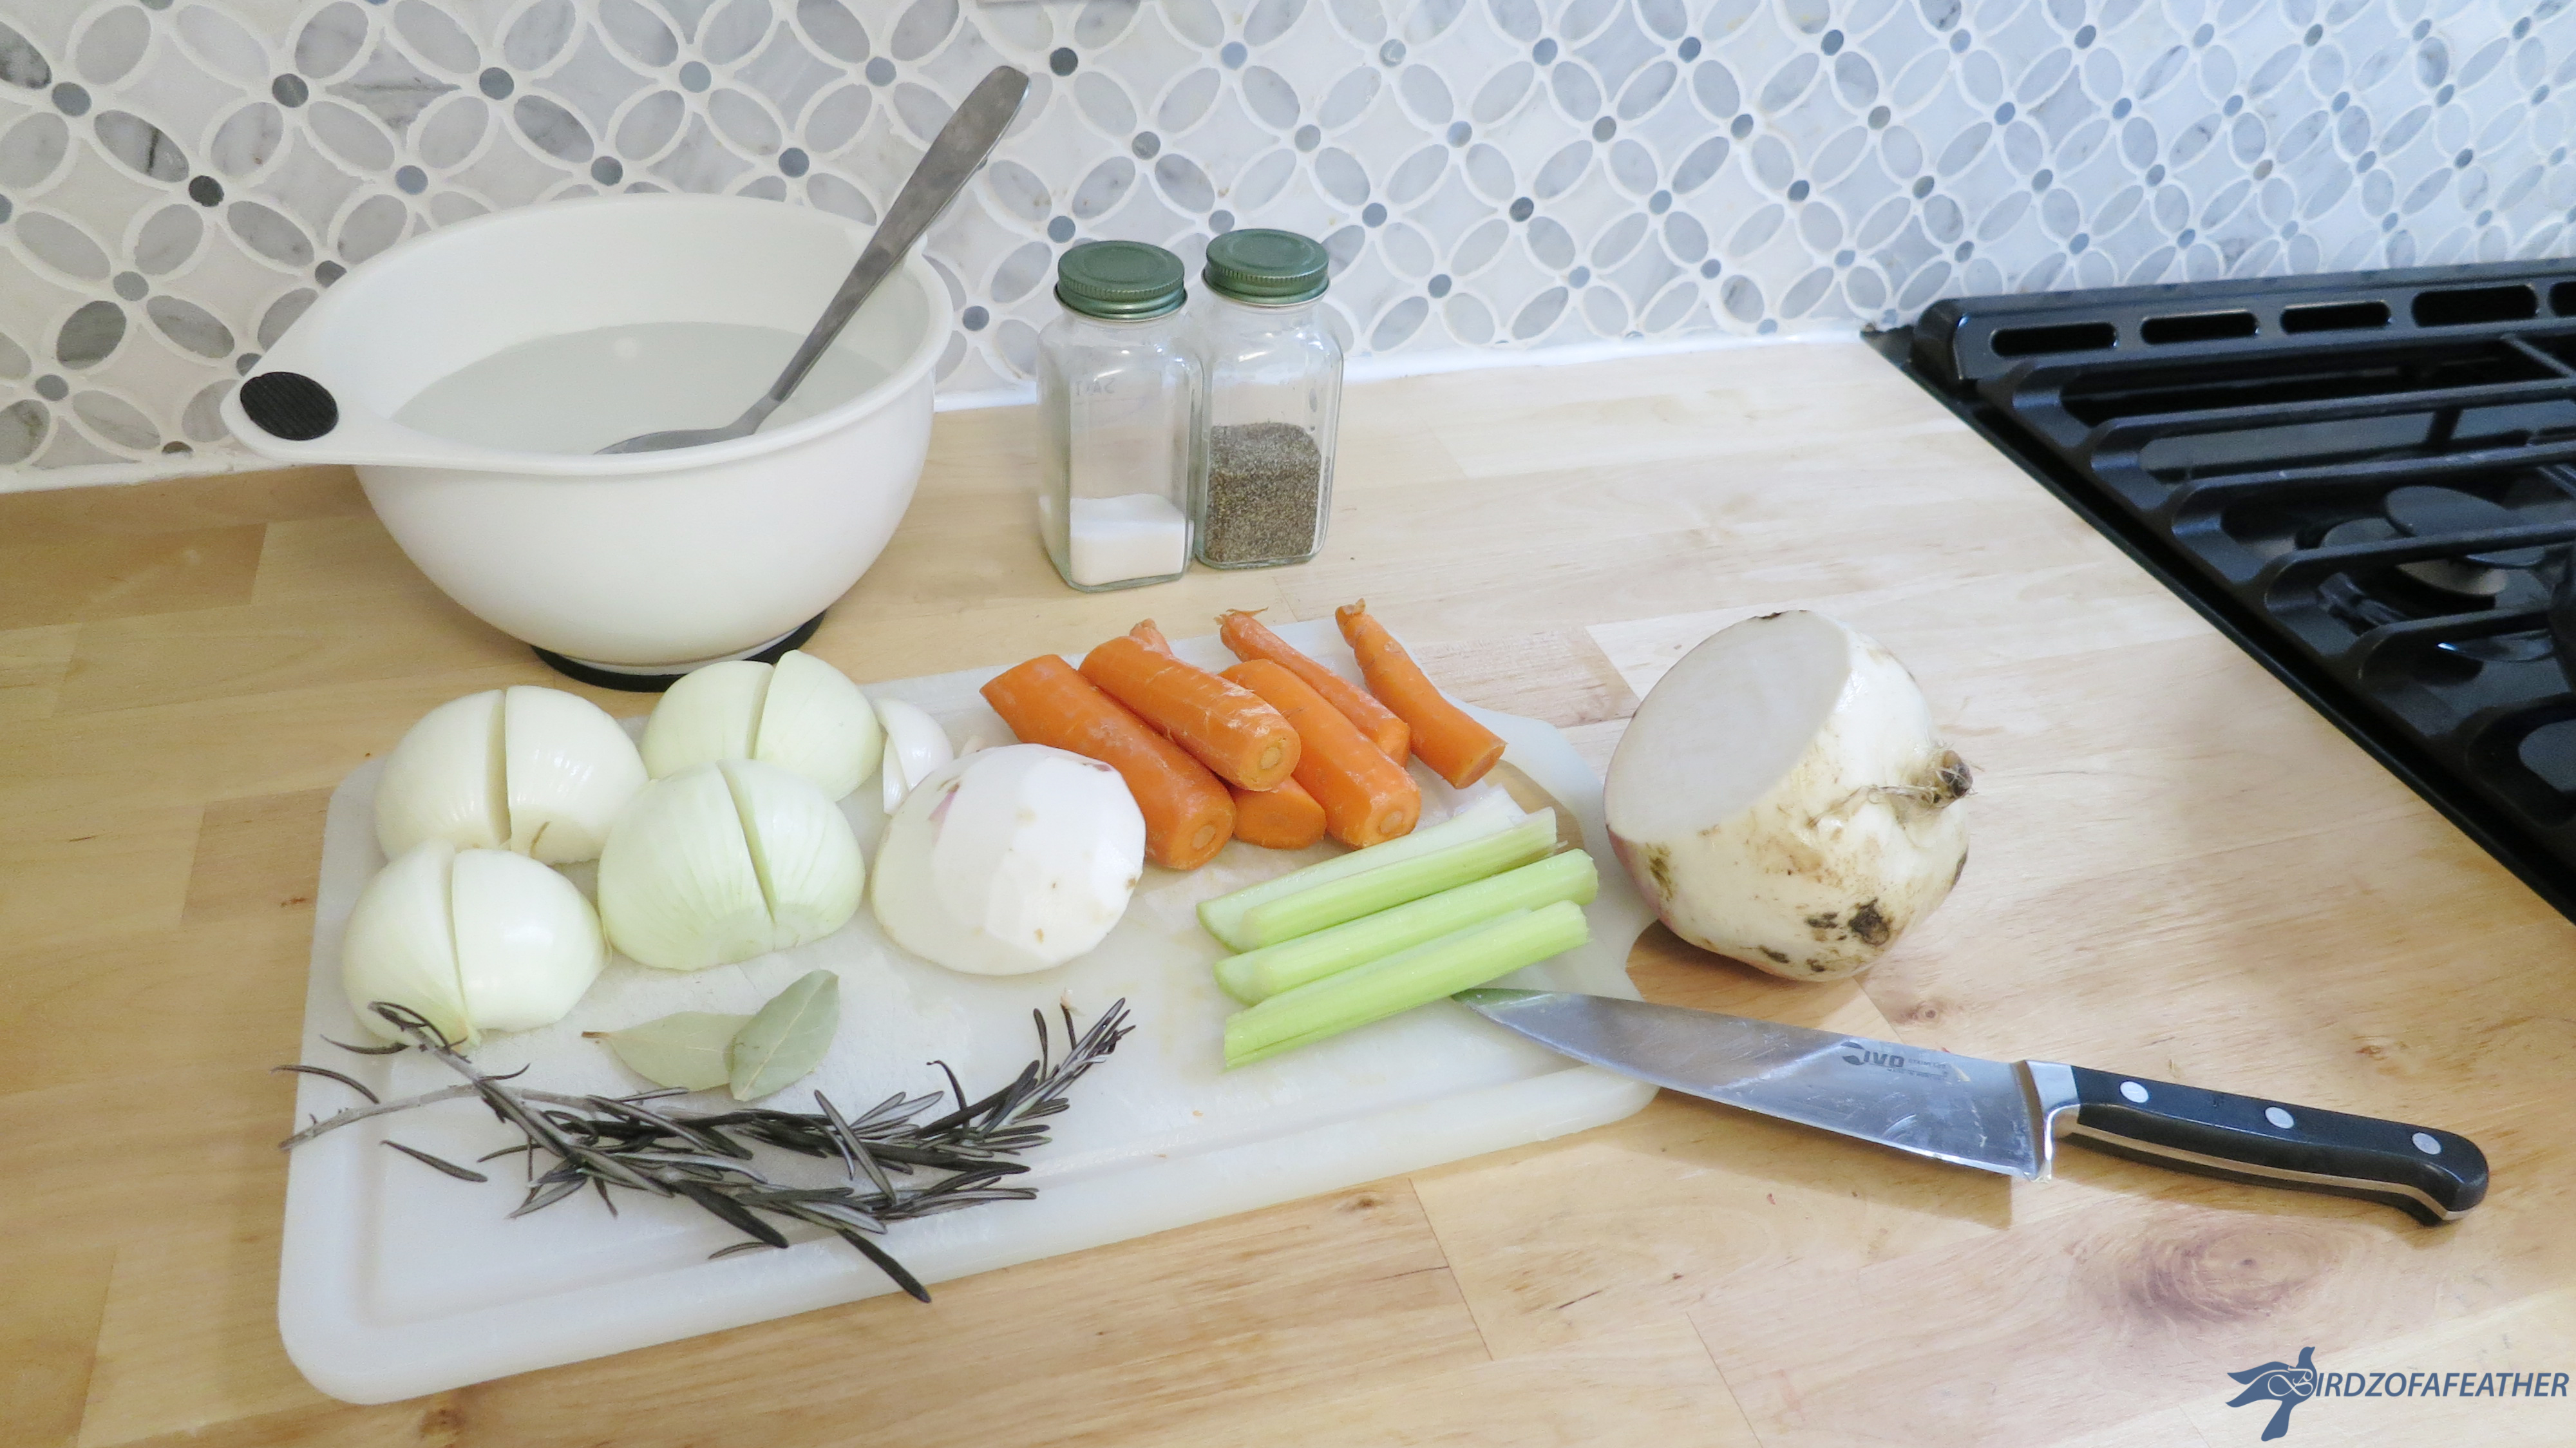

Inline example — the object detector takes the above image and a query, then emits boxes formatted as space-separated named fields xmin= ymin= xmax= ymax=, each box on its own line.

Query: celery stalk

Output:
xmin=1216 ymin=850 xmax=1598 ymax=1004
xmin=1198 ymin=793 xmax=1522 ymax=951
xmin=1231 ymin=812 xmax=1556 ymax=949
xmin=1223 ymin=900 xmax=1590 ymax=1068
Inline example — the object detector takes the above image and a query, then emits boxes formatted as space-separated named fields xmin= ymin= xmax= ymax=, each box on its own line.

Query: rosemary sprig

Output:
xmin=277 ymin=998 xmax=1133 ymax=1302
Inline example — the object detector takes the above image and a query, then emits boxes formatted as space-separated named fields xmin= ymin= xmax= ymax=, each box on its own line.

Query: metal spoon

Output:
xmin=597 ymin=66 xmax=1030 ymax=455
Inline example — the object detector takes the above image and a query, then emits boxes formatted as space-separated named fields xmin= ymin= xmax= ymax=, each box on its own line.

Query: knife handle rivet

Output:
xmin=2266 ymin=1106 xmax=2295 ymax=1129
xmin=2413 ymin=1132 xmax=2443 ymax=1155
xmin=2119 ymin=1080 xmax=2150 ymax=1103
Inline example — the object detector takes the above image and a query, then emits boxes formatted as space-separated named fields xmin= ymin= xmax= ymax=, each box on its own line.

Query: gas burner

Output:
xmin=2382 ymin=484 xmax=2550 ymax=595
xmin=2312 ymin=487 xmax=2559 ymax=664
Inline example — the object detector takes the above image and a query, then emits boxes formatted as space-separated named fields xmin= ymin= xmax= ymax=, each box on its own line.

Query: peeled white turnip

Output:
xmin=870 ymin=745 xmax=1144 ymax=976
xmin=1604 ymin=611 xmax=1970 ymax=980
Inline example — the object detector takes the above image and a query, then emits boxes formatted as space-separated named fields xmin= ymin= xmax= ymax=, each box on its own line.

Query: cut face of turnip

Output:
xmin=1604 ymin=611 xmax=1970 ymax=981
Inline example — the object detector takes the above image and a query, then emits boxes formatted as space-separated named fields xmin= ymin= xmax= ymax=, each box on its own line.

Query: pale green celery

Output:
xmin=1198 ymin=792 xmax=1522 ymax=951
xmin=1223 ymin=900 xmax=1590 ymax=1068
xmin=1215 ymin=849 xmax=1598 ymax=1004
xmin=1230 ymin=811 xmax=1555 ymax=949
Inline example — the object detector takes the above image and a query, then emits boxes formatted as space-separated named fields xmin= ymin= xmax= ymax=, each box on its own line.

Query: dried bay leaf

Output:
xmin=587 ymin=1011 xmax=753 ymax=1091
xmin=726 ymin=969 xmax=841 ymax=1101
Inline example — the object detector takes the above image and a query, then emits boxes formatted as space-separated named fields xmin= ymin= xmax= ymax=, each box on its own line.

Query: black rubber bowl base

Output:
xmin=530 ymin=613 xmax=826 ymax=693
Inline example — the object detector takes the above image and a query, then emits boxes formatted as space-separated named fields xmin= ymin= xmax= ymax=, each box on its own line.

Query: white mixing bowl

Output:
xmin=225 ymin=193 xmax=944 ymax=674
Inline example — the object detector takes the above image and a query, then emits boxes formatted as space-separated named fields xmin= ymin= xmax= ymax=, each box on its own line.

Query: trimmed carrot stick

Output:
xmin=1334 ymin=601 xmax=1505 ymax=788
xmin=1218 ymin=609 xmax=1411 ymax=763
xmin=981 ymin=655 xmax=1234 ymax=870
xmin=1230 ymin=777 xmax=1327 ymax=850
xmin=1130 ymin=619 xmax=1175 ymax=655
xmin=1081 ymin=634 xmax=1302 ymax=792
xmin=1223 ymin=659 xmax=1419 ymax=848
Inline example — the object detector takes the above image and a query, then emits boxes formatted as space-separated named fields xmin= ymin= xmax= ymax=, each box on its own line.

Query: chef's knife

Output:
xmin=1455 ymin=989 xmax=2487 ymax=1224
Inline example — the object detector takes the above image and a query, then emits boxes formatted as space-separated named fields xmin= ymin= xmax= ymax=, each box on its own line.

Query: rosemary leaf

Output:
xmin=384 ymin=1139 xmax=490 ymax=1183
xmin=324 ymin=1036 xmax=411 ymax=1056
xmin=272 ymin=1063 xmax=381 ymax=1103
xmin=670 ymin=1178 xmax=790 ymax=1249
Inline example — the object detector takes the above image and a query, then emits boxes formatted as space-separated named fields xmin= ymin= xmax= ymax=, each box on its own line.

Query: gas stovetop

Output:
xmin=1876 ymin=257 xmax=2576 ymax=924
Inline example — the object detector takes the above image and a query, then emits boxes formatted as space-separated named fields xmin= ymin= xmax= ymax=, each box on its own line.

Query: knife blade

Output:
xmin=1455 ymin=989 xmax=2488 ymax=1224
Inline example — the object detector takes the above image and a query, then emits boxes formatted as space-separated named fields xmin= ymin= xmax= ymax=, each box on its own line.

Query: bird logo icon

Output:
xmin=2226 ymin=1347 xmax=2320 ymax=1440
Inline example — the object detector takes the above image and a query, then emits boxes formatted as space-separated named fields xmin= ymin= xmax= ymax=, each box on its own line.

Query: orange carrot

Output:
xmin=1130 ymin=619 xmax=1175 ymax=655
xmin=1229 ymin=777 xmax=1327 ymax=850
xmin=1223 ymin=659 xmax=1419 ymax=848
xmin=1334 ymin=601 xmax=1504 ymax=788
xmin=981 ymin=655 xmax=1234 ymax=870
xmin=1081 ymin=634 xmax=1302 ymax=792
xmin=1142 ymin=618 xmax=1328 ymax=848
xmin=1218 ymin=608 xmax=1412 ymax=763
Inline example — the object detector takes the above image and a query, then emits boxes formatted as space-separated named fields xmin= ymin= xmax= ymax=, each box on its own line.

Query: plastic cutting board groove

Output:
xmin=277 ymin=619 xmax=1657 ymax=1402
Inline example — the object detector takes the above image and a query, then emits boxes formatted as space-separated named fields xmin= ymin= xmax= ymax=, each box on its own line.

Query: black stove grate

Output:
xmin=1878 ymin=257 xmax=2576 ymax=924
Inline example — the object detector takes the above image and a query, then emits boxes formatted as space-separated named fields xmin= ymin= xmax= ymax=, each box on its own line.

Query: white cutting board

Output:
xmin=278 ymin=620 xmax=1657 ymax=1404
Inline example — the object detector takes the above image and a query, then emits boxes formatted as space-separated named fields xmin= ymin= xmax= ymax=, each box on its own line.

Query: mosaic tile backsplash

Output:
xmin=0 ymin=0 xmax=2570 ymax=482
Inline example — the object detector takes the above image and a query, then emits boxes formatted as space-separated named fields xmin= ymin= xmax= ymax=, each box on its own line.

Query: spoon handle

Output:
xmin=758 ymin=65 xmax=1030 ymax=416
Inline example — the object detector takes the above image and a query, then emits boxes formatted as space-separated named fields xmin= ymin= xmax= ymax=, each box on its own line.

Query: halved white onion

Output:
xmin=755 ymin=651 xmax=883 ymax=801
xmin=596 ymin=767 xmax=774 ymax=971
xmin=374 ymin=687 xmax=645 ymax=865
xmin=374 ymin=692 xmax=505 ymax=860
xmin=342 ymin=842 xmax=611 ymax=1044
xmin=343 ymin=841 xmax=476 ymax=1046
xmin=639 ymin=660 xmax=768 ymax=781
xmin=451 ymin=849 xmax=604 ymax=1032
xmin=638 ymin=650 xmax=884 ymax=801
xmin=505 ymin=685 xmax=649 ymax=863
xmin=597 ymin=761 xmax=865 ymax=971
xmin=722 ymin=758 xmax=865 ymax=951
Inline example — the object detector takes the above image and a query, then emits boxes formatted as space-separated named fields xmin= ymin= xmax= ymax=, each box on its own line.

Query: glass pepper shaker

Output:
xmin=1191 ymin=229 xmax=1343 ymax=570
xmin=1035 ymin=240 xmax=1200 ymax=593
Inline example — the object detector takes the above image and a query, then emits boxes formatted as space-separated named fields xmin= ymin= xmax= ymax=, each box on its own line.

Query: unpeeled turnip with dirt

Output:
xmin=1604 ymin=611 xmax=1971 ymax=980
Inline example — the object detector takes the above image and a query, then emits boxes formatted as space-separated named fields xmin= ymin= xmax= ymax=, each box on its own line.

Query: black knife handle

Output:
xmin=2060 ymin=1065 xmax=2486 ymax=1224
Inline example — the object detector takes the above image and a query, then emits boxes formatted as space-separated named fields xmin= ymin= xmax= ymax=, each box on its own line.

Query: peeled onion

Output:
xmin=375 ymin=687 xmax=645 ymax=865
xmin=638 ymin=650 xmax=884 ymax=801
xmin=1604 ymin=611 xmax=1970 ymax=981
xmin=342 ymin=841 xmax=604 ymax=1044
xmin=598 ymin=760 xmax=866 ymax=971
xmin=870 ymin=745 xmax=1144 ymax=976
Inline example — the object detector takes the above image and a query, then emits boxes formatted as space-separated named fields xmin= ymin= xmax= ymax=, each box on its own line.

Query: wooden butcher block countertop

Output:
xmin=5 ymin=340 xmax=2573 ymax=1448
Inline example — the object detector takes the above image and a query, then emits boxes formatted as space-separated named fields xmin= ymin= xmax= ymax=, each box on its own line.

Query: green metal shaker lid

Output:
xmin=1202 ymin=229 xmax=1330 ymax=305
xmin=1054 ymin=240 xmax=1186 ymax=319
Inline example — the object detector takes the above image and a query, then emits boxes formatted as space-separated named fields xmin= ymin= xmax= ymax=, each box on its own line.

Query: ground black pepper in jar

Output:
xmin=1190 ymin=230 xmax=1342 ymax=570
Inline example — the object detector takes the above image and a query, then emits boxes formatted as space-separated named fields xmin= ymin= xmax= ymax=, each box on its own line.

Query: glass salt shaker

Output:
xmin=1191 ymin=229 xmax=1343 ymax=570
xmin=1036 ymin=241 xmax=1200 ymax=592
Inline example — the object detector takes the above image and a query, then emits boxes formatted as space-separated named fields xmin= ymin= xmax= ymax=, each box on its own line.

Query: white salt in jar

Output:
xmin=1034 ymin=242 xmax=1200 ymax=592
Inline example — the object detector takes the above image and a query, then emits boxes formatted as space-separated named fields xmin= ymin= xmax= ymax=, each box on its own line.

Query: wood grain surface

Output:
xmin=5 ymin=341 xmax=2573 ymax=1447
